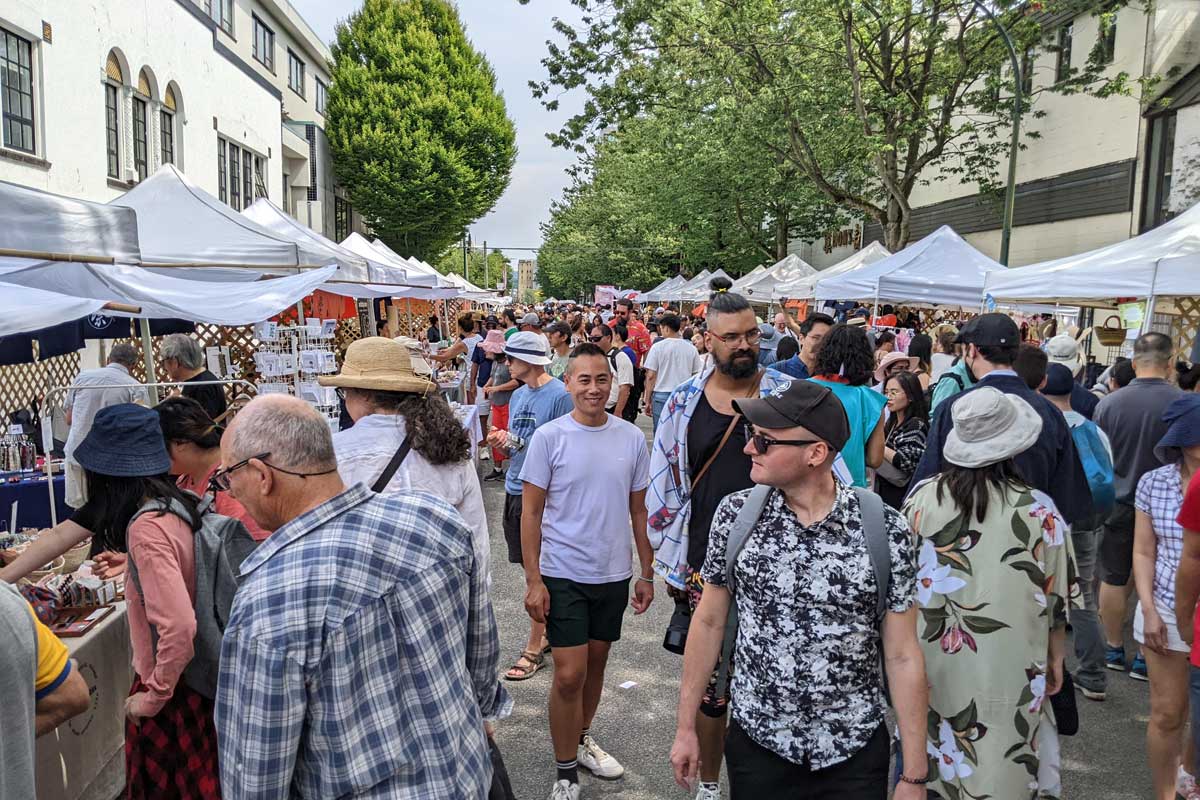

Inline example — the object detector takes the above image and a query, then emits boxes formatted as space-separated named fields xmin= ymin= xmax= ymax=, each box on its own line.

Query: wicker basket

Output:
xmin=61 ymin=539 xmax=91 ymax=574
xmin=24 ymin=556 xmax=65 ymax=584
xmin=1095 ymin=315 xmax=1127 ymax=347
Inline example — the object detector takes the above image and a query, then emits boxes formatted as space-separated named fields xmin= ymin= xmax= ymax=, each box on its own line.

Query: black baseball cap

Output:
xmin=954 ymin=313 xmax=1019 ymax=347
xmin=1040 ymin=363 xmax=1074 ymax=397
xmin=733 ymin=380 xmax=850 ymax=451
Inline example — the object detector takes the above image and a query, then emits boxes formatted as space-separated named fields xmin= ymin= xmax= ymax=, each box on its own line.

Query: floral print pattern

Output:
xmin=906 ymin=480 xmax=1076 ymax=800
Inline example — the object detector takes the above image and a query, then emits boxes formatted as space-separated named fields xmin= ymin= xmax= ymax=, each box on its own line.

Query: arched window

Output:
xmin=104 ymin=51 xmax=123 ymax=178
xmin=131 ymin=68 xmax=154 ymax=180
xmin=161 ymin=85 xmax=177 ymax=165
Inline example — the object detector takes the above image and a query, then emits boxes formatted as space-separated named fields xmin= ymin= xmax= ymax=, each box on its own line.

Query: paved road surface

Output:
xmin=482 ymin=420 xmax=1153 ymax=799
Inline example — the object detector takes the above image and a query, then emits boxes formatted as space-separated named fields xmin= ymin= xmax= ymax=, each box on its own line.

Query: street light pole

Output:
xmin=974 ymin=0 xmax=1022 ymax=266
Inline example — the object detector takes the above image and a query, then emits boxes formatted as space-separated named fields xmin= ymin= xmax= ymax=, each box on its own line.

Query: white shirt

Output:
xmin=332 ymin=413 xmax=491 ymax=589
xmin=64 ymin=363 xmax=148 ymax=459
xmin=606 ymin=348 xmax=635 ymax=409
xmin=519 ymin=413 xmax=651 ymax=583
xmin=930 ymin=353 xmax=955 ymax=380
xmin=642 ymin=337 xmax=703 ymax=393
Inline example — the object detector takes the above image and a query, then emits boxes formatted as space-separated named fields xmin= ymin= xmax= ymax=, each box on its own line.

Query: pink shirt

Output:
xmin=178 ymin=465 xmax=271 ymax=542
xmin=126 ymin=510 xmax=197 ymax=715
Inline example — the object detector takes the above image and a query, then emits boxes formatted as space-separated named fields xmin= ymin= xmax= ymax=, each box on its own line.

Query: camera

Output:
xmin=662 ymin=596 xmax=692 ymax=655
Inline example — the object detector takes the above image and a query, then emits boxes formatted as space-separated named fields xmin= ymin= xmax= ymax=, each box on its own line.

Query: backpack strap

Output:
xmin=853 ymin=487 xmax=890 ymax=621
xmin=714 ymin=484 xmax=773 ymax=697
xmin=371 ymin=436 xmax=412 ymax=493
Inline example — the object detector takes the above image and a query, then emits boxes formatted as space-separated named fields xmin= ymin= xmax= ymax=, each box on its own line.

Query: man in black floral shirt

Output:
xmin=670 ymin=380 xmax=929 ymax=798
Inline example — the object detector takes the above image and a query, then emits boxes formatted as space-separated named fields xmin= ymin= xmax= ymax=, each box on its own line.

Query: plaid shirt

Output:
xmin=215 ymin=483 xmax=510 ymax=799
xmin=1136 ymin=464 xmax=1187 ymax=609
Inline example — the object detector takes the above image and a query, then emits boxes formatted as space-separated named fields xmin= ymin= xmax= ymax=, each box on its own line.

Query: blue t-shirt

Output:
xmin=505 ymin=379 xmax=574 ymax=495
xmin=471 ymin=345 xmax=494 ymax=387
xmin=771 ymin=356 xmax=810 ymax=380
xmin=809 ymin=379 xmax=886 ymax=488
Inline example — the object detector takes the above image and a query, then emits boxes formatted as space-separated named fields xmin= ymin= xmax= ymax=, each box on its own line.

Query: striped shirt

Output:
xmin=1135 ymin=464 xmax=1187 ymax=609
xmin=215 ymin=484 xmax=510 ymax=799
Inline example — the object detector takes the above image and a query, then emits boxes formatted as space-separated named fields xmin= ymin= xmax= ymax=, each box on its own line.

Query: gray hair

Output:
xmin=159 ymin=333 xmax=204 ymax=370
xmin=1133 ymin=331 xmax=1173 ymax=370
xmin=107 ymin=342 xmax=138 ymax=369
xmin=229 ymin=396 xmax=336 ymax=471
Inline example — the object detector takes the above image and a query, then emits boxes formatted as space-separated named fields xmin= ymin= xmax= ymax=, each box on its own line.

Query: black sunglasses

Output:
xmin=210 ymin=451 xmax=338 ymax=492
xmin=744 ymin=424 xmax=819 ymax=455
xmin=589 ymin=335 xmax=606 ymax=342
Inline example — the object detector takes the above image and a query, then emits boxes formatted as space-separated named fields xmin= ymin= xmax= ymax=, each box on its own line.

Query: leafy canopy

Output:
xmin=328 ymin=0 xmax=516 ymax=259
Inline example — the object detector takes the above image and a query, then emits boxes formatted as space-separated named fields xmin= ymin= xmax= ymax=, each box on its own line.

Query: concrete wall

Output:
xmin=0 ymin=0 xmax=281 ymax=203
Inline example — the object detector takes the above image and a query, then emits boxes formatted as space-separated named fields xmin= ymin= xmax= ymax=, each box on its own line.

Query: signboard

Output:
xmin=1118 ymin=301 xmax=1146 ymax=330
xmin=594 ymin=285 xmax=617 ymax=306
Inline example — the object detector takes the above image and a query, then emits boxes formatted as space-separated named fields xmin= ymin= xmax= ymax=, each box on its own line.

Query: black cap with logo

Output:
xmin=733 ymin=380 xmax=851 ymax=451
xmin=954 ymin=313 xmax=1019 ymax=347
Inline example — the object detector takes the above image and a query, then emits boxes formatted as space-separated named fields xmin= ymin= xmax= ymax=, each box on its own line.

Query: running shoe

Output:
xmin=1076 ymin=682 xmax=1106 ymax=702
xmin=483 ymin=468 xmax=506 ymax=482
xmin=1130 ymin=653 xmax=1148 ymax=681
xmin=578 ymin=733 xmax=624 ymax=779
xmin=1104 ymin=645 xmax=1126 ymax=671
xmin=548 ymin=780 xmax=579 ymax=800
xmin=695 ymin=784 xmax=722 ymax=800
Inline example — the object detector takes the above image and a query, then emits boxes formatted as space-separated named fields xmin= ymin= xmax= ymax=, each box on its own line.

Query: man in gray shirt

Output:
xmin=1094 ymin=331 xmax=1182 ymax=676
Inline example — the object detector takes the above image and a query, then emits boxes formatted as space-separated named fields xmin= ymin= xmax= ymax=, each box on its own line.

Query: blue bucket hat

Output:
xmin=73 ymin=403 xmax=171 ymax=478
xmin=1155 ymin=394 xmax=1200 ymax=464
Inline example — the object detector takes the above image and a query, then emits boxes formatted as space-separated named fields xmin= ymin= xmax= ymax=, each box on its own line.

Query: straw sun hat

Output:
xmin=318 ymin=337 xmax=436 ymax=395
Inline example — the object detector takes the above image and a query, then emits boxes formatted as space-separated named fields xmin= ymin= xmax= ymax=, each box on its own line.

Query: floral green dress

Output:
xmin=904 ymin=480 xmax=1078 ymax=800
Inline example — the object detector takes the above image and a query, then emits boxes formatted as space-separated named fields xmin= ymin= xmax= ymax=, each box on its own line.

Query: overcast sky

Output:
xmin=289 ymin=0 xmax=586 ymax=259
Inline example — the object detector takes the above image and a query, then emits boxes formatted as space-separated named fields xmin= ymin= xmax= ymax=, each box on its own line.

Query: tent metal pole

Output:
xmin=295 ymin=302 xmax=306 ymax=324
xmin=367 ymin=298 xmax=378 ymax=335
xmin=872 ymin=286 xmax=880 ymax=321
xmin=140 ymin=321 xmax=159 ymax=406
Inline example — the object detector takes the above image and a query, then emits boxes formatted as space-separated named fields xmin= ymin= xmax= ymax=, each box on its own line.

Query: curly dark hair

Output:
xmin=354 ymin=390 xmax=471 ymax=465
xmin=812 ymin=324 xmax=875 ymax=386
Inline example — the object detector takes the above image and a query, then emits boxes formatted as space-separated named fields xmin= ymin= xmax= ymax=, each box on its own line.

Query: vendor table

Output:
xmin=453 ymin=403 xmax=482 ymax=461
xmin=36 ymin=602 xmax=132 ymax=800
xmin=0 ymin=473 xmax=67 ymax=531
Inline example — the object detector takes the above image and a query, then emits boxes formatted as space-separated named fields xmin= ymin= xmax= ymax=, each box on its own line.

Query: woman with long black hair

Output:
xmin=875 ymin=370 xmax=930 ymax=508
xmin=73 ymin=403 xmax=220 ymax=799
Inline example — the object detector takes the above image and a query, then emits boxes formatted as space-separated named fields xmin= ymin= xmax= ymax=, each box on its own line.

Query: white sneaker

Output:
xmin=695 ymin=784 xmax=722 ymax=800
xmin=578 ymin=733 xmax=624 ymax=779
xmin=480 ymin=448 xmax=490 ymax=461
xmin=548 ymin=779 xmax=580 ymax=800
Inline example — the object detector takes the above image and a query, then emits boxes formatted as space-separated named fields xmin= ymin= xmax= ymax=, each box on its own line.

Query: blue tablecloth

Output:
xmin=0 ymin=474 xmax=67 ymax=531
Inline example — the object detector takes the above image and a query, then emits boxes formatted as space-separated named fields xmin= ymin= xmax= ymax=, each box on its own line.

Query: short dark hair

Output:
xmin=428 ymin=315 xmax=438 ymax=325
xmin=545 ymin=321 xmax=571 ymax=339
xmin=813 ymin=324 xmax=875 ymax=386
xmin=1178 ymin=360 xmax=1200 ymax=392
xmin=570 ymin=342 xmax=606 ymax=360
xmin=975 ymin=343 xmax=1019 ymax=367
xmin=937 ymin=331 xmax=957 ymax=355
xmin=1134 ymin=332 xmax=1173 ymax=368
xmin=612 ymin=323 xmax=629 ymax=342
xmin=706 ymin=276 xmax=751 ymax=320
xmin=1013 ymin=343 xmax=1049 ymax=390
xmin=874 ymin=331 xmax=896 ymax=348
xmin=503 ymin=309 xmax=518 ymax=325
xmin=800 ymin=312 xmax=834 ymax=336
xmin=659 ymin=313 xmax=682 ymax=333
xmin=616 ymin=298 xmax=635 ymax=311
xmin=591 ymin=324 xmax=612 ymax=340
xmin=457 ymin=313 xmax=475 ymax=334
xmin=1112 ymin=359 xmax=1135 ymax=388
xmin=776 ymin=336 xmax=800 ymax=361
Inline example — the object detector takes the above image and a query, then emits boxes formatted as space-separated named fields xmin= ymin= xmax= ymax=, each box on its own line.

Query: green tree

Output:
xmin=328 ymin=0 xmax=516 ymax=259
xmin=526 ymin=0 xmax=1149 ymax=250
xmin=433 ymin=247 xmax=511 ymax=290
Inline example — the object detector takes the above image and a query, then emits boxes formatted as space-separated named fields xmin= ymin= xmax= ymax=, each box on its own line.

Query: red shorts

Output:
xmin=490 ymin=403 xmax=509 ymax=463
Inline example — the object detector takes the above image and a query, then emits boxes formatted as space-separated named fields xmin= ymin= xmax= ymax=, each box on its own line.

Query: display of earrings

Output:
xmin=252 ymin=319 xmax=341 ymax=432
xmin=0 ymin=433 xmax=36 ymax=474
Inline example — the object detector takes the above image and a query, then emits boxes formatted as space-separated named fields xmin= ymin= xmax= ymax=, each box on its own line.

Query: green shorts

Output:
xmin=543 ymin=576 xmax=630 ymax=648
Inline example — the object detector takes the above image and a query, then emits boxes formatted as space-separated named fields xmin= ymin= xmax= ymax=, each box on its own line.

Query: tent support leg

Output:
xmin=366 ymin=299 xmax=378 ymax=336
xmin=1141 ymin=295 xmax=1158 ymax=336
xmin=140 ymin=321 xmax=159 ymax=406
xmin=295 ymin=302 xmax=306 ymax=325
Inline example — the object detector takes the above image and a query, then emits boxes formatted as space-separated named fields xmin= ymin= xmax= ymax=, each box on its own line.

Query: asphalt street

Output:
xmin=483 ymin=419 xmax=1154 ymax=799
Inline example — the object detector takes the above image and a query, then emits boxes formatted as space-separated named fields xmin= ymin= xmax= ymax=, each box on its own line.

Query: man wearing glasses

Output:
xmin=669 ymin=379 xmax=929 ymax=799
xmin=609 ymin=298 xmax=652 ymax=363
xmin=590 ymin=325 xmax=634 ymax=419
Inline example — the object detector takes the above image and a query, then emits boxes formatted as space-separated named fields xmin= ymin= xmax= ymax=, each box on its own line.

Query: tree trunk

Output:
xmin=883 ymin=196 xmax=909 ymax=252
xmin=775 ymin=207 xmax=789 ymax=261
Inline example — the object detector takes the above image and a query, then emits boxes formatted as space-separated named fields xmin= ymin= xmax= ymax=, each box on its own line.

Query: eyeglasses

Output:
xmin=589 ymin=335 xmax=605 ymax=342
xmin=744 ymin=424 xmax=819 ymax=455
xmin=209 ymin=451 xmax=339 ymax=492
xmin=712 ymin=328 xmax=763 ymax=346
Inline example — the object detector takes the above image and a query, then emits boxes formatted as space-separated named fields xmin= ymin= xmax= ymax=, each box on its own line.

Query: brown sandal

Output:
xmin=504 ymin=649 xmax=546 ymax=681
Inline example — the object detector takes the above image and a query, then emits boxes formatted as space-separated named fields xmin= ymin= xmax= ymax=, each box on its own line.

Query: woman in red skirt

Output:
xmin=72 ymin=403 xmax=220 ymax=800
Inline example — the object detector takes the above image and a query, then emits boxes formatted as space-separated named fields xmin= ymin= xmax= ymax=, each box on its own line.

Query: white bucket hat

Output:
xmin=943 ymin=387 xmax=1043 ymax=468
xmin=1045 ymin=333 xmax=1083 ymax=376
xmin=504 ymin=331 xmax=552 ymax=366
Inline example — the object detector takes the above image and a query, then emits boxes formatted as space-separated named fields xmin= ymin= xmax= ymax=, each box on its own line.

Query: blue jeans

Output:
xmin=651 ymin=391 xmax=671 ymax=435
xmin=1071 ymin=527 xmax=1107 ymax=692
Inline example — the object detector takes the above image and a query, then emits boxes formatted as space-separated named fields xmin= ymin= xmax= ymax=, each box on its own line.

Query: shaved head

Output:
xmin=227 ymin=395 xmax=336 ymax=470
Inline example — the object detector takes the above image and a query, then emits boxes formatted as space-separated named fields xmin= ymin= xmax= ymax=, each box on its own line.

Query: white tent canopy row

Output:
xmin=984 ymin=201 xmax=1200 ymax=303
xmin=642 ymin=275 xmax=687 ymax=303
xmin=0 ymin=178 xmax=141 ymax=264
xmin=741 ymin=254 xmax=818 ymax=301
xmin=680 ymin=268 xmax=733 ymax=302
xmin=730 ymin=264 xmax=768 ymax=293
xmin=775 ymin=242 xmax=891 ymax=299
xmin=0 ymin=284 xmax=109 ymax=338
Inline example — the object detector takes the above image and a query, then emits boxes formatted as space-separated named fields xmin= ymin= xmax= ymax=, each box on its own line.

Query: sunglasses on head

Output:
xmin=744 ymin=424 xmax=820 ymax=456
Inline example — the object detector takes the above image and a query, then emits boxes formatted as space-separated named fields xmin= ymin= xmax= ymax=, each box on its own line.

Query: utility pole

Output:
xmin=483 ymin=240 xmax=489 ymax=288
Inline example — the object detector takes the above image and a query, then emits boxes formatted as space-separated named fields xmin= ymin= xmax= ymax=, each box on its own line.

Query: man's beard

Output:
xmin=716 ymin=348 xmax=758 ymax=379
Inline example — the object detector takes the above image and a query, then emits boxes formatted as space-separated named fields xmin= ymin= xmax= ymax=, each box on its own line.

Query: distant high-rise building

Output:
xmin=517 ymin=258 xmax=538 ymax=301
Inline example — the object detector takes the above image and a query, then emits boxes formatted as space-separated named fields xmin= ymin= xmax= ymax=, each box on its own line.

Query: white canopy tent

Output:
xmin=642 ymin=275 xmax=687 ymax=303
xmin=242 ymin=198 xmax=385 ymax=284
xmin=0 ymin=285 xmax=108 ymax=338
xmin=680 ymin=268 xmax=734 ymax=302
xmin=111 ymin=165 xmax=334 ymax=270
xmin=0 ymin=179 xmax=141 ymax=263
xmin=983 ymin=202 xmax=1200 ymax=304
xmin=773 ymin=242 xmax=892 ymax=299
xmin=814 ymin=227 xmax=1001 ymax=308
xmin=339 ymin=234 xmax=457 ymax=298
xmin=730 ymin=265 xmax=768 ymax=293
xmin=742 ymin=254 xmax=818 ymax=302
xmin=370 ymin=239 xmax=455 ymax=288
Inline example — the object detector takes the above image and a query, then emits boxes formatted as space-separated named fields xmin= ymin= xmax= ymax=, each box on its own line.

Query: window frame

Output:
xmin=160 ymin=108 xmax=175 ymax=165
xmin=132 ymin=95 xmax=148 ymax=181
xmin=1055 ymin=22 xmax=1073 ymax=84
xmin=218 ymin=137 xmax=227 ymax=203
xmin=1098 ymin=9 xmax=1117 ymax=65
xmin=1 ymin=27 xmax=36 ymax=154
xmin=229 ymin=141 xmax=241 ymax=210
xmin=217 ymin=0 xmax=234 ymax=36
xmin=288 ymin=49 xmax=306 ymax=98
xmin=252 ymin=15 xmax=275 ymax=71
xmin=335 ymin=195 xmax=350 ymax=242
xmin=104 ymin=82 xmax=120 ymax=178
xmin=1019 ymin=47 xmax=1034 ymax=98
xmin=315 ymin=78 xmax=327 ymax=115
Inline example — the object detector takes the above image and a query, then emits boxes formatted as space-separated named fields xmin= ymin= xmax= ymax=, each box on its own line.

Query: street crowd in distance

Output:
xmin=8 ymin=274 xmax=1200 ymax=800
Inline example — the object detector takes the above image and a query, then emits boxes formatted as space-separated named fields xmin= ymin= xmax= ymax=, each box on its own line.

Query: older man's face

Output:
xmin=219 ymin=423 xmax=279 ymax=532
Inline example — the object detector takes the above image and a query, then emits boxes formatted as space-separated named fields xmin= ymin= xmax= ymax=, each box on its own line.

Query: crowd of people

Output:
xmin=6 ymin=275 xmax=1200 ymax=800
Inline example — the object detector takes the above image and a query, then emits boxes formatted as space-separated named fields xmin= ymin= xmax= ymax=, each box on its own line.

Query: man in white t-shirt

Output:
xmin=642 ymin=313 xmax=702 ymax=434
xmin=590 ymin=324 xmax=634 ymax=418
xmin=520 ymin=343 xmax=654 ymax=800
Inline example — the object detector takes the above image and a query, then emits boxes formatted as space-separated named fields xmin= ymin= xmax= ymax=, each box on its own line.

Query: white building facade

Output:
xmin=0 ymin=0 xmax=360 ymax=241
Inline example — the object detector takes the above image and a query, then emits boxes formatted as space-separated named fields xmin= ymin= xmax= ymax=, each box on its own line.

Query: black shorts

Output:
xmin=503 ymin=493 xmax=524 ymax=565
xmin=1099 ymin=502 xmax=1135 ymax=586
xmin=543 ymin=576 xmax=630 ymax=648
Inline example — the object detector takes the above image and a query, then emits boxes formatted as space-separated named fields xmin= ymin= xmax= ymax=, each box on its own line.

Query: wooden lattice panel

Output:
xmin=1169 ymin=296 xmax=1200 ymax=364
xmin=0 ymin=350 xmax=81 ymax=420
xmin=115 ymin=324 xmax=260 ymax=402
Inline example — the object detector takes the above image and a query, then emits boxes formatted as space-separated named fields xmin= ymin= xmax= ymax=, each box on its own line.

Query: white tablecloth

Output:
xmin=453 ymin=403 xmax=481 ymax=458
xmin=36 ymin=602 xmax=132 ymax=800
